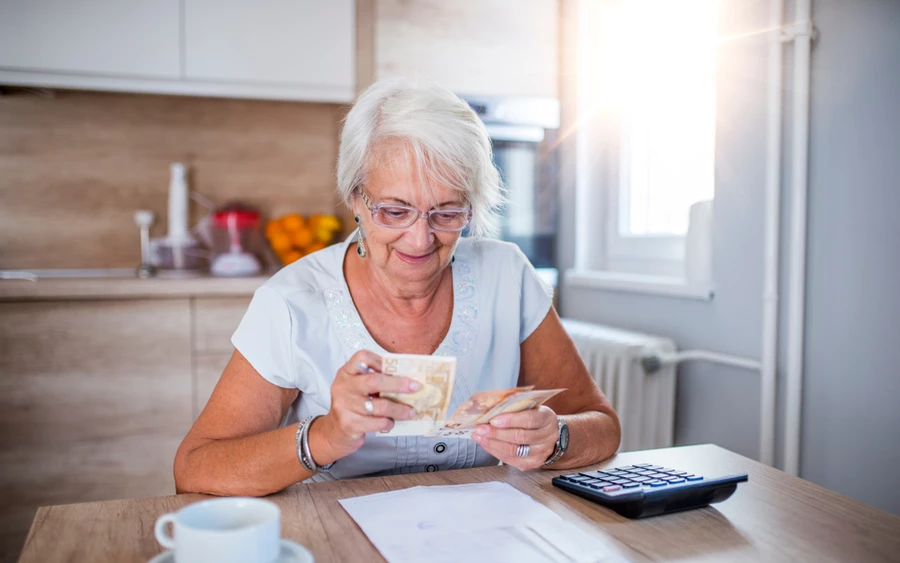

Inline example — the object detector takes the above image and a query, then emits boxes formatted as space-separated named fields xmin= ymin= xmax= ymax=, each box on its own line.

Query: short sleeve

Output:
xmin=515 ymin=247 xmax=554 ymax=342
xmin=231 ymin=285 xmax=296 ymax=389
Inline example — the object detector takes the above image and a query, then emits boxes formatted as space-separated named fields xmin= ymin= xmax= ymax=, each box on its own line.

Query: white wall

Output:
xmin=559 ymin=0 xmax=900 ymax=515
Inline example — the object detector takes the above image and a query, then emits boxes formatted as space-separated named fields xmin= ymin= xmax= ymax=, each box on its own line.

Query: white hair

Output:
xmin=337 ymin=77 xmax=504 ymax=237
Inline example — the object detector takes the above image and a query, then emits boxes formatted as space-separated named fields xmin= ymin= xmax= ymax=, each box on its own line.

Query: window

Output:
xmin=572 ymin=0 xmax=718 ymax=295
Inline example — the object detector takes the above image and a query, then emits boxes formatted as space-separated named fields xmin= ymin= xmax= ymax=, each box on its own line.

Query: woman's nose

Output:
xmin=406 ymin=214 xmax=434 ymax=250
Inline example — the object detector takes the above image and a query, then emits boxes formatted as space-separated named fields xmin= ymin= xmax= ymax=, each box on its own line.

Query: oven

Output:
xmin=464 ymin=96 xmax=560 ymax=285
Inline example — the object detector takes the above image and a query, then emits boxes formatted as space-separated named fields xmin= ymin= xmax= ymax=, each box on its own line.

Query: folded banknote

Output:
xmin=377 ymin=353 xmax=564 ymax=438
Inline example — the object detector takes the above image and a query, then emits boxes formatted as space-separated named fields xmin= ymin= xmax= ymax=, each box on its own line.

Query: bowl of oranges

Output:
xmin=265 ymin=213 xmax=343 ymax=266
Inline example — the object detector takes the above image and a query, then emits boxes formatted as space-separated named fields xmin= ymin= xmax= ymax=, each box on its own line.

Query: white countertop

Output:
xmin=0 ymin=270 xmax=269 ymax=301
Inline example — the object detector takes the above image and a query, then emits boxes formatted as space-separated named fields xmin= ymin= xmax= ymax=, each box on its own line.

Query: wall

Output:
xmin=0 ymin=89 xmax=349 ymax=269
xmin=559 ymin=0 xmax=900 ymax=515
xmin=799 ymin=0 xmax=900 ymax=515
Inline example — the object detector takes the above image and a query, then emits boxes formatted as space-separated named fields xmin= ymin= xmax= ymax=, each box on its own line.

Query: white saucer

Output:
xmin=148 ymin=539 xmax=314 ymax=563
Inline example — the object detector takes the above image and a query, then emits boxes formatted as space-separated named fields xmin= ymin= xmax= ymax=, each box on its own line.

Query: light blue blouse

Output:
xmin=232 ymin=232 xmax=553 ymax=482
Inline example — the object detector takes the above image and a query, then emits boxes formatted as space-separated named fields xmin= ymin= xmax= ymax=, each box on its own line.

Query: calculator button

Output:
xmin=664 ymin=476 xmax=682 ymax=482
xmin=649 ymin=480 xmax=667 ymax=487
xmin=612 ymin=479 xmax=630 ymax=485
xmin=602 ymin=485 xmax=621 ymax=492
xmin=671 ymin=471 xmax=689 ymax=476
xmin=632 ymin=477 xmax=650 ymax=483
xmin=650 ymin=473 xmax=669 ymax=479
xmin=617 ymin=466 xmax=636 ymax=471
xmin=570 ymin=476 xmax=591 ymax=482
xmin=622 ymin=483 xmax=640 ymax=488
xmin=668 ymin=478 xmax=686 ymax=484
xmin=589 ymin=483 xmax=608 ymax=489
xmin=582 ymin=478 xmax=602 ymax=484
xmin=686 ymin=475 xmax=704 ymax=481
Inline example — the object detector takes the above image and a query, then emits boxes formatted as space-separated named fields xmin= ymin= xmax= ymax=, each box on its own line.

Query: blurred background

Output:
xmin=1 ymin=0 xmax=899 ymax=560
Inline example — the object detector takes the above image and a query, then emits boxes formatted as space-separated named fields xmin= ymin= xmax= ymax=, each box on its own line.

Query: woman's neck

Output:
xmin=346 ymin=248 xmax=451 ymax=321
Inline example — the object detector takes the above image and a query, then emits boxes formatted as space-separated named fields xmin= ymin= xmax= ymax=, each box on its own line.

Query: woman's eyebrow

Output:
xmin=382 ymin=196 xmax=465 ymax=208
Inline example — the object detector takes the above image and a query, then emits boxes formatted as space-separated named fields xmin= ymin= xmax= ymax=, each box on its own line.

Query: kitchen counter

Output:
xmin=0 ymin=272 xmax=269 ymax=302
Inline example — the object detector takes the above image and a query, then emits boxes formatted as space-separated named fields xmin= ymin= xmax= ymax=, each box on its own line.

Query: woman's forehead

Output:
xmin=366 ymin=148 xmax=464 ymax=206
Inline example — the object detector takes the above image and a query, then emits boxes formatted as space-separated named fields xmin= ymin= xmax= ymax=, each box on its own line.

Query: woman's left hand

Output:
xmin=472 ymin=406 xmax=559 ymax=470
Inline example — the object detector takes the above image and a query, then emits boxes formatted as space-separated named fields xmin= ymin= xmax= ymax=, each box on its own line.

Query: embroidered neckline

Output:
xmin=323 ymin=233 xmax=478 ymax=407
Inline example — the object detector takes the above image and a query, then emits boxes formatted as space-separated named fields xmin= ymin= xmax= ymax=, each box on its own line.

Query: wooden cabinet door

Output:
xmin=0 ymin=0 xmax=180 ymax=78
xmin=191 ymin=296 xmax=252 ymax=419
xmin=184 ymin=0 xmax=355 ymax=96
xmin=375 ymin=0 xmax=559 ymax=98
xmin=0 ymin=299 xmax=193 ymax=562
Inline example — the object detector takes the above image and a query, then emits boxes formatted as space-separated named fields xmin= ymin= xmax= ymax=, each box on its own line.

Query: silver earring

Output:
xmin=355 ymin=215 xmax=367 ymax=258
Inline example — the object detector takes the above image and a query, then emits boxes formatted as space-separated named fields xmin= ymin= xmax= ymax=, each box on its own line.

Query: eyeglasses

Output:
xmin=360 ymin=190 xmax=473 ymax=232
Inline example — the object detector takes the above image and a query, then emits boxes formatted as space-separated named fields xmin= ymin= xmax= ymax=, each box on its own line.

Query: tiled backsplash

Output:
xmin=0 ymin=88 xmax=351 ymax=269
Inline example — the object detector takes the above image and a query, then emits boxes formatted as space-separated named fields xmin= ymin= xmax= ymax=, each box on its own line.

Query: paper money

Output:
xmin=438 ymin=387 xmax=534 ymax=429
xmin=379 ymin=354 xmax=456 ymax=436
xmin=425 ymin=387 xmax=565 ymax=438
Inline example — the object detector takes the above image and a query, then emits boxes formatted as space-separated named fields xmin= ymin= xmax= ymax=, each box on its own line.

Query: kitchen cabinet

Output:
xmin=0 ymin=299 xmax=194 ymax=562
xmin=0 ymin=0 xmax=356 ymax=103
xmin=0 ymin=0 xmax=181 ymax=78
xmin=191 ymin=296 xmax=253 ymax=418
xmin=372 ymin=0 xmax=559 ymax=98
xmin=0 ymin=293 xmax=253 ymax=562
xmin=184 ymin=0 xmax=354 ymax=97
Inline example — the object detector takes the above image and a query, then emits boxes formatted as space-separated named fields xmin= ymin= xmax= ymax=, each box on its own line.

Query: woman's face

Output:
xmin=354 ymin=153 xmax=466 ymax=287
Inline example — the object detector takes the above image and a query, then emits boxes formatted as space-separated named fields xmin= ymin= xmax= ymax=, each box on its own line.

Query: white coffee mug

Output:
xmin=154 ymin=497 xmax=281 ymax=563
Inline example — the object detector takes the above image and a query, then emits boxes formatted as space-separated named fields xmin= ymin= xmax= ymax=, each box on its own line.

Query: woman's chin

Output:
xmin=387 ymin=251 xmax=446 ymax=282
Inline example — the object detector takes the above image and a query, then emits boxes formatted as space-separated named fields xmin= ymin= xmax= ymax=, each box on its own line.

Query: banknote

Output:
xmin=379 ymin=353 xmax=456 ymax=436
xmin=438 ymin=386 xmax=534 ymax=429
xmin=425 ymin=387 xmax=565 ymax=438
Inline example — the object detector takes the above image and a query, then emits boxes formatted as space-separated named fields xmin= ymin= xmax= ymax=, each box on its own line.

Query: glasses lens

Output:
xmin=428 ymin=211 xmax=469 ymax=231
xmin=374 ymin=205 xmax=416 ymax=227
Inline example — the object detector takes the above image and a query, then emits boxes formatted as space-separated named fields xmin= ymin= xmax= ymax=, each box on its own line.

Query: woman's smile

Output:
xmin=394 ymin=248 xmax=436 ymax=264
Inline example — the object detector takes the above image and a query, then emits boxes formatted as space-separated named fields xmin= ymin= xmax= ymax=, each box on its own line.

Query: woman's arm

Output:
xmin=173 ymin=350 xmax=311 ymax=496
xmin=174 ymin=349 xmax=421 ymax=496
xmin=472 ymin=308 xmax=621 ymax=470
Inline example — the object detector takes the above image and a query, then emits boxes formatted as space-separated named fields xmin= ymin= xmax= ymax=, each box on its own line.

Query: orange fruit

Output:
xmin=281 ymin=213 xmax=305 ymax=232
xmin=306 ymin=241 xmax=327 ymax=254
xmin=265 ymin=220 xmax=285 ymax=239
xmin=290 ymin=228 xmax=314 ymax=249
xmin=280 ymin=250 xmax=303 ymax=265
xmin=268 ymin=232 xmax=292 ymax=253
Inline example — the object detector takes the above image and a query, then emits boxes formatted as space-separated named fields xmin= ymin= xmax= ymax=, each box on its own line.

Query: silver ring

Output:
xmin=516 ymin=444 xmax=531 ymax=458
xmin=364 ymin=399 xmax=375 ymax=415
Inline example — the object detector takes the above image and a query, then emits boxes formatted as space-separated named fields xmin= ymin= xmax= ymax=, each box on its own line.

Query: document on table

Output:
xmin=338 ymin=481 xmax=626 ymax=563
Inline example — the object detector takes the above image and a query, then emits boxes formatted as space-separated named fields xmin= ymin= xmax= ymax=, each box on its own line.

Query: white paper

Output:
xmin=338 ymin=481 xmax=624 ymax=563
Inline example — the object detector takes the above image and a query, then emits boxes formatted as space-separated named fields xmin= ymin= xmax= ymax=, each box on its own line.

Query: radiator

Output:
xmin=561 ymin=319 xmax=677 ymax=452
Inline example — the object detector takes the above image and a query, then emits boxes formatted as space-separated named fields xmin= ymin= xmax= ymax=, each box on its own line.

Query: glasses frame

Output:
xmin=359 ymin=190 xmax=473 ymax=232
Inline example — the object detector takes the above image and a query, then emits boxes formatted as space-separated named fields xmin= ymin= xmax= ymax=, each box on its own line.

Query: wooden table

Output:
xmin=18 ymin=444 xmax=900 ymax=562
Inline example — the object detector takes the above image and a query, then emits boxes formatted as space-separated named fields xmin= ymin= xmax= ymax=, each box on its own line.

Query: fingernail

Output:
xmin=407 ymin=408 xmax=415 ymax=419
xmin=409 ymin=380 xmax=422 ymax=392
xmin=473 ymin=428 xmax=486 ymax=437
xmin=490 ymin=417 xmax=505 ymax=427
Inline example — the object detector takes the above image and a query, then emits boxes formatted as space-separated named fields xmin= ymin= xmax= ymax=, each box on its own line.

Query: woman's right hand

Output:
xmin=313 ymin=350 xmax=421 ymax=461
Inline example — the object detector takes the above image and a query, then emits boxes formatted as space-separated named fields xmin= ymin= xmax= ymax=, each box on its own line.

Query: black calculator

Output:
xmin=552 ymin=463 xmax=748 ymax=519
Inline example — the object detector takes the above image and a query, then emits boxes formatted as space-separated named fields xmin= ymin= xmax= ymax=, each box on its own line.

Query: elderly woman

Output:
xmin=174 ymin=78 xmax=620 ymax=496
